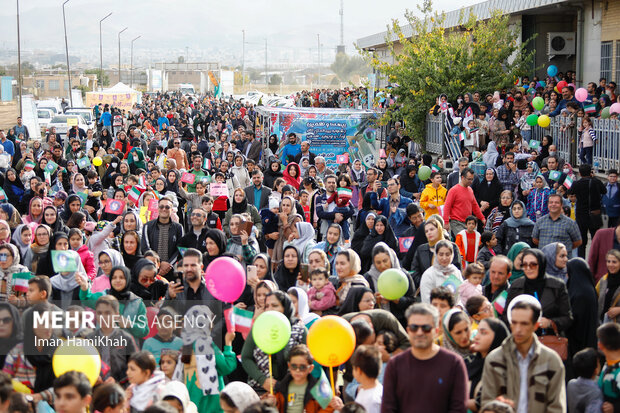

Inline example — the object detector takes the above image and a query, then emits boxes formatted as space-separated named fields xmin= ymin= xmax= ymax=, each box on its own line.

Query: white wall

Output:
xmin=581 ymin=1 xmax=603 ymax=85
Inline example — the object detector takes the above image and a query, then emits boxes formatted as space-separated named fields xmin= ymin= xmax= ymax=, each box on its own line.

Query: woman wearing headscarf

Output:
xmin=268 ymin=135 xmax=280 ymax=156
xmin=1 ymin=203 xmax=23 ymax=231
xmin=223 ymin=188 xmax=262 ymax=237
xmin=236 ymin=254 xmax=276 ymax=311
xmin=482 ymin=141 xmax=500 ymax=169
xmin=0 ymin=302 xmax=22 ymax=368
xmin=23 ymin=196 xmax=44 ymax=225
xmin=29 ymin=224 xmax=51 ymax=274
xmin=203 ymin=229 xmax=227 ymax=268
xmin=282 ymin=162 xmax=302 ymax=190
xmin=409 ymin=219 xmax=462 ymax=289
xmin=0 ymin=221 xmax=10 ymax=244
xmin=220 ymin=382 xmax=260 ymax=413
xmin=440 ymin=309 xmax=473 ymax=360
xmin=283 ymin=221 xmax=316 ymax=263
xmin=92 ymin=248 xmax=125 ymax=293
xmin=541 ymin=242 xmax=569 ymax=282
xmin=364 ymin=242 xmax=415 ymax=326
xmin=420 ymin=240 xmax=463 ymax=303
xmin=241 ymin=290 xmax=306 ymax=393
xmin=536 ymin=135 xmax=553 ymax=165
xmin=264 ymin=158 xmax=283 ymax=189
xmin=566 ymin=257 xmax=598 ymax=358
xmin=313 ymin=223 xmax=343 ymax=275
xmin=360 ymin=216 xmax=398 ymax=273
xmin=596 ymin=249 xmax=620 ymax=322
xmin=0 ymin=243 xmax=28 ymax=302
xmin=273 ymin=245 xmax=301 ymax=291
xmin=467 ymin=318 xmax=510 ymax=411
xmin=504 ymin=248 xmax=573 ymax=336
xmin=349 ymin=159 xmax=366 ymax=208
xmin=399 ymin=165 xmax=423 ymax=198
xmin=120 ymin=230 xmax=144 ymax=273
xmin=4 ymin=168 xmax=25 ymax=211
xmin=78 ymin=265 xmax=149 ymax=339
xmin=484 ymin=190 xmax=514 ymax=233
xmin=475 ymin=168 xmax=504 ymax=218
xmin=43 ymin=232 xmax=87 ymax=309
xmin=519 ymin=161 xmax=540 ymax=201
xmin=226 ymin=214 xmax=260 ymax=266
xmin=287 ymin=287 xmax=317 ymax=328
xmin=11 ymin=224 xmax=34 ymax=266
xmin=130 ymin=258 xmax=168 ymax=306
xmin=273 ymin=197 xmax=301 ymax=266
xmin=351 ymin=212 xmax=375 ymax=257
xmin=334 ymin=249 xmax=369 ymax=304
xmin=41 ymin=205 xmax=69 ymax=234
xmin=495 ymin=201 xmax=535 ymax=254
xmin=506 ymin=241 xmax=529 ymax=283
xmin=101 ymin=155 xmax=122 ymax=188
xmin=59 ymin=194 xmax=94 ymax=224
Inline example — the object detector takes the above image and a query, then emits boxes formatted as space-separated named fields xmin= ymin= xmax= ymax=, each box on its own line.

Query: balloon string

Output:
xmin=330 ymin=366 xmax=335 ymax=398
xmin=268 ymin=354 xmax=273 ymax=395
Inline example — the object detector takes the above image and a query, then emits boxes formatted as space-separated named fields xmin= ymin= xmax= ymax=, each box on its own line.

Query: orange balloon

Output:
xmin=307 ymin=316 xmax=356 ymax=367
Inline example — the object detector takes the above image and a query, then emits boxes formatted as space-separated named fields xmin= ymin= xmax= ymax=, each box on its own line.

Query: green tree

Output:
xmin=269 ymin=74 xmax=282 ymax=85
xmin=84 ymin=69 xmax=110 ymax=87
xmin=330 ymin=53 xmax=370 ymax=83
xmin=362 ymin=0 xmax=535 ymax=143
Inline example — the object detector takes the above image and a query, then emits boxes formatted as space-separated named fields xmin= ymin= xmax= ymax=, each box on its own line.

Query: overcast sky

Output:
xmin=1 ymin=0 xmax=481 ymax=65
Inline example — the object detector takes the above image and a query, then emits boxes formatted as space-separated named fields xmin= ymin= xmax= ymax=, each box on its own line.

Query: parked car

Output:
xmin=37 ymin=108 xmax=55 ymax=134
xmin=46 ymin=114 xmax=89 ymax=140
xmin=64 ymin=108 xmax=95 ymax=129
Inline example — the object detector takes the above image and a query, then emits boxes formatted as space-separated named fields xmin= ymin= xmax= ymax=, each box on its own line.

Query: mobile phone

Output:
xmin=247 ymin=265 xmax=258 ymax=284
xmin=300 ymin=264 xmax=309 ymax=283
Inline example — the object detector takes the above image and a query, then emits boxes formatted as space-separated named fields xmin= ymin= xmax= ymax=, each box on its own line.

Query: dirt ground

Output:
xmin=0 ymin=102 xmax=19 ymax=131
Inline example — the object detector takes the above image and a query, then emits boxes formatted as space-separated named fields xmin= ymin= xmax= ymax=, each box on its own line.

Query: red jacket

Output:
xmin=76 ymin=244 xmax=96 ymax=281
xmin=588 ymin=227 xmax=616 ymax=282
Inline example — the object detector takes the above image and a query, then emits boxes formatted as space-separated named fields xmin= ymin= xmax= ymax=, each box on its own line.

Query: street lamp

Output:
xmin=118 ymin=27 xmax=128 ymax=83
xmin=16 ymin=0 xmax=22 ymax=118
xmin=130 ymin=35 xmax=141 ymax=89
xmin=99 ymin=12 xmax=112 ymax=90
xmin=62 ymin=0 xmax=73 ymax=108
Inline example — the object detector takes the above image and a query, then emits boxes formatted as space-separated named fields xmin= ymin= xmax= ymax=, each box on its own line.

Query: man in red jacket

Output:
xmin=443 ymin=167 xmax=486 ymax=239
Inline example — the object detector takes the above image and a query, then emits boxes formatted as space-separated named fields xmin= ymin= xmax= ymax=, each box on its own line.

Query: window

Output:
xmin=616 ymin=41 xmax=620 ymax=82
xmin=601 ymin=41 xmax=613 ymax=80
xmin=48 ymin=80 xmax=59 ymax=90
xmin=64 ymin=80 xmax=69 ymax=90
xmin=36 ymin=80 xmax=45 ymax=89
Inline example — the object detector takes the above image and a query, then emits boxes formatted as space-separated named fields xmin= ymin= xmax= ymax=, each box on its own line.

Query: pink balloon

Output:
xmin=205 ymin=257 xmax=246 ymax=303
xmin=611 ymin=103 xmax=620 ymax=114
xmin=575 ymin=88 xmax=588 ymax=102
xmin=568 ymin=83 xmax=575 ymax=88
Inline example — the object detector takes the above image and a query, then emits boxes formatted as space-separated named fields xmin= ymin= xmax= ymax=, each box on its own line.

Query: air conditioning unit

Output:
xmin=547 ymin=32 xmax=576 ymax=55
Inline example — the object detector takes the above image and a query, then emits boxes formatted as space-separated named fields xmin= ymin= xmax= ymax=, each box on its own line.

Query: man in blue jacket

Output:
xmin=98 ymin=106 xmax=112 ymax=134
xmin=604 ymin=169 xmax=620 ymax=228
xmin=279 ymin=133 xmax=301 ymax=165
xmin=370 ymin=176 xmax=413 ymax=237
xmin=549 ymin=85 xmax=580 ymax=117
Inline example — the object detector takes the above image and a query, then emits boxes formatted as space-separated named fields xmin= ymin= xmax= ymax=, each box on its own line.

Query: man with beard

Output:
xmin=163 ymin=248 xmax=223 ymax=347
xmin=178 ymin=207 xmax=209 ymax=253
xmin=382 ymin=303 xmax=468 ymax=412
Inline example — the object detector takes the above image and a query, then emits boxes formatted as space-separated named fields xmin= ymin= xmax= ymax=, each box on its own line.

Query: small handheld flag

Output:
xmin=442 ymin=274 xmax=462 ymax=294
xmin=336 ymin=187 xmax=352 ymax=202
xmin=51 ymin=250 xmax=79 ymax=273
xmin=202 ymin=158 xmax=212 ymax=170
xmin=77 ymin=191 xmax=88 ymax=207
xmin=181 ymin=172 xmax=196 ymax=184
xmin=529 ymin=140 xmax=541 ymax=150
xmin=45 ymin=160 xmax=59 ymax=174
xmin=224 ymin=307 xmax=254 ymax=339
xmin=398 ymin=236 xmax=415 ymax=253
xmin=127 ymin=186 xmax=142 ymax=204
xmin=24 ymin=160 xmax=36 ymax=172
xmin=563 ymin=175 xmax=574 ymax=189
xmin=77 ymin=157 xmax=91 ymax=169
xmin=336 ymin=154 xmax=349 ymax=164
xmin=549 ymin=170 xmax=561 ymax=181
xmin=104 ymin=199 xmax=126 ymax=215
xmin=12 ymin=272 xmax=33 ymax=293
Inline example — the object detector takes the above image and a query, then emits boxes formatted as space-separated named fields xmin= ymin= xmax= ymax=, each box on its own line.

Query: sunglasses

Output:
xmin=158 ymin=205 xmax=172 ymax=210
xmin=408 ymin=323 xmax=433 ymax=333
xmin=522 ymin=262 xmax=539 ymax=269
xmin=289 ymin=363 xmax=309 ymax=372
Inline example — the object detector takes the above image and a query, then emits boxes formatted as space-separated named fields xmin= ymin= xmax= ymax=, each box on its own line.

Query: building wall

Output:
xmin=582 ymin=1 xmax=603 ymax=84
xmin=22 ymin=75 xmax=79 ymax=99
xmin=601 ymin=0 xmax=620 ymax=82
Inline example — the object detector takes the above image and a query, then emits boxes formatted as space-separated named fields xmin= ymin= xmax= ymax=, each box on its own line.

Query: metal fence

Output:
xmin=425 ymin=114 xmax=620 ymax=172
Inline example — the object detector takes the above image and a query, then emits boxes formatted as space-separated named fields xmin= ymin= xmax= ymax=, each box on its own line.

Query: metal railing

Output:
xmin=425 ymin=114 xmax=620 ymax=171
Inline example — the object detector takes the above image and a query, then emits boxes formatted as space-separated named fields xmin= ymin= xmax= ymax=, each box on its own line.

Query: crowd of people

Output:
xmin=294 ymin=87 xmax=371 ymax=109
xmin=0 ymin=78 xmax=618 ymax=413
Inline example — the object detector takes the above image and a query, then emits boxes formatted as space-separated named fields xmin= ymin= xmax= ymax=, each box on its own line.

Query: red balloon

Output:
xmin=557 ymin=81 xmax=568 ymax=93
xmin=144 ymin=307 xmax=159 ymax=339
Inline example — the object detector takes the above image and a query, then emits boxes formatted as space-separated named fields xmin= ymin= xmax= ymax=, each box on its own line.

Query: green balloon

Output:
xmin=418 ymin=165 xmax=431 ymax=181
xmin=526 ymin=114 xmax=539 ymax=126
xmin=377 ymin=269 xmax=409 ymax=300
xmin=602 ymin=107 xmax=611 ymax=119
xmin=252 ymin=311 xmax=292 ymax=354
xmin=532 ymin=97 xmax=544 ymax=111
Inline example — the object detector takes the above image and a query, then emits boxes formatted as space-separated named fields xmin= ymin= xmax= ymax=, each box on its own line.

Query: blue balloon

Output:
xmin=547 ymin=65 xmax=558 ymax=77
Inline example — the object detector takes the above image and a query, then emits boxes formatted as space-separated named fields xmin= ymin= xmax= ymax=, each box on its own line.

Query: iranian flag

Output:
xmin=138 ymin=176 xmax=147 ymax=187
xmin=459 ymin=130 xmax=468 ymax=141
xmin=24 ymin=160 xmax=36 ymax=171
xmin=203 ymin=158 xmax=212 ymax=170
xmin=127 ymin=186 xmax=142 ymax=204
xmin=224 ymin=307 xmax=254 ymax=339
xmin=584 ymin=103 xmax=596 ymax=114
xmin=337 ymin=187 xmax=352 ymax=202
xmin=563 ymin=175 xmax=574 ymax=189
xmin=493 ymin=290 xmax=508 ymax=316
xmin=12 ymin=272 xmax=33 ymax=293
xmin=431 ymin=164 xmax=440 ymax=173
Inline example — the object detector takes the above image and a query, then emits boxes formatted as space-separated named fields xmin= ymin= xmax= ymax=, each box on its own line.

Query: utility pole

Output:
xmin=242 ymin=30 xmax=245 ymax=88
xmin=317 ymin=34 xmax=321 ymax=86
xmin=264 ymin=38 xmax=268 ymax=85
xmin=130 ymin=35 xmax=141 ymax=89
xmin=185 ymin=46 xmax=189 ymax=63
xmin=62 ymin=0 xmax=73 ymax=108
xmin=99 ymin=12 xmax=112 ymax=90
xmin=118 ymin=27 xmax=127 ymax=83
xmin=16 ymin=0 xmax=22 ymax=118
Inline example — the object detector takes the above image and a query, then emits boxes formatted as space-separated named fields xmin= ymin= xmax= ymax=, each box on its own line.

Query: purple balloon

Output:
xmin=575 ymin=88 xmax=588 ymax=102
xmin=205 ymin=257 xmax=246 ymax=303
